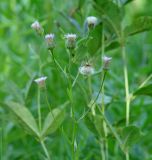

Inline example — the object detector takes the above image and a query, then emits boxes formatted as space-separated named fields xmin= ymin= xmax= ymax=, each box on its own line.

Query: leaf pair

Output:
xmin=4 ymin=101 xmax=67 ymax=140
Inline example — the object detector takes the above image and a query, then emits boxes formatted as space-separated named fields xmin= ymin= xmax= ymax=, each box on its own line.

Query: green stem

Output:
xmin=67 ymin=49 xmax=77 ymax=160
xmin=88 ymin=76 xmax=92 ymax=98
xmin=97 ymin=105 xmax=122 ymax=147
xmin=41 ymin=141 xmax=51 ymax=160
xmin=49 ymin=50 xmax=68 ymax=78
xmin=121 ymin=44 xmax=130 ymax=127
xmin=37 ymin=87 xmax=41 ymax=131
xmin=126 ymin=152 xmax=129 ymax=160
xmin=78 ymin=70 xmax=107 ymax=122
xmin=121 ymin=35 xmax=130 ymax=160
xmin=0 ymin=127 xmax=2 ymax=160
xmin=101 ymin=24 xmax=108 ymax=160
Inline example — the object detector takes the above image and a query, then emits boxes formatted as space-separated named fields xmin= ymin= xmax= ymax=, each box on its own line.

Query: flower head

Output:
xmin=31 ymin=20 xmax=43 ymax=35
xmin=45 ymin=34 xmax=55 ymax=50
xmin=86 ymin=16 xmax=98 ymax=29
xmin=34 ymin=76 xmax=47 ymax=87
xmin=65 ymin=33 xmax=77 ymax=49
xmin=102 ymin=56 xmax=112 ymax=70
xmin=79 ymin=63 xmax=95 ymax=76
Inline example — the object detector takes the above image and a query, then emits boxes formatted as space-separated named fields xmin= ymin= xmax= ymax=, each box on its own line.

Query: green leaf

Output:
xmin=93 ymin=0 xmax=123 ymax=34
xmin=41 ymin=102 xmax=68 ymax=138
xmin=86 ymin=23 xmax=102 ymax=54
xmin=5 ymin=101 xmax=39 ymax=138
xmin=84 ymin=114 xmax=98 ymax=136
xmin=133 ymin=84 xmax=152 ymax=97
xmin=125 ymin=16 xmax=152 ymax=36
xmin=121 ymin=125 xmax=142 ymax=152
xmin=94 ymin=115 xmax=105 ymax=138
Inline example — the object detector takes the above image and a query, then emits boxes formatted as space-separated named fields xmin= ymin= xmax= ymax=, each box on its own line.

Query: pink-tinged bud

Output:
xmin=65 ymin=33 xmax=77 ymax=49
xmin=34 ymin=76 xmax=47 ymax=88
xmin=31 ymin=20 xmax=43 ymax=35
xmin=79 ymin=63 xmax=95 ymax=76
xmin=45 ymin=34 xmax=55 ymax=50
xmin=86 ymin=16 xmax=98 ymax=29
xmin=102 ymin=56 xmax=112 ymax=70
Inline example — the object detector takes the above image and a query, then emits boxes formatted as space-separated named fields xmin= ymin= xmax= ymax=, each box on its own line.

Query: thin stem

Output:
xmin=41 ymin=140 xmax=51 ymax=160
xmin=121 ymin=44 xmax=130 ymax=127
xmin=0 ymin=127 xmax=3 ymax=160
xmin=37 ymin=87 xmax=41 ymax=131
xmin=44 ymin=86 xmax=52 ymax=111
xmin=97 ymin=105 xmax=122 ymax=147
xmin=88 ymin=76 xmax=92 ymax=98
xmin=49 ymin=50 xmax=68 ymax=78
xmin=77 ymin=70 xmax=107 ymax=122
xmin=126 ymin=152 xmax=129 ymax=160
xmin=100 ymin=141 xmax=105 ymax=160
xmin=72 ymin=72 xmax=79 ymax=88
xmin=121 ymin=33 xmax=130 ymax=160
xmin=67 ymin=49 xmax=77 ymax=160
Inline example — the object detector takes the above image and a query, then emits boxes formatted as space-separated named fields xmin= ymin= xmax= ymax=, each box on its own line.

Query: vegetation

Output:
xmin=0 ymin=0 xmax=152 ymax=160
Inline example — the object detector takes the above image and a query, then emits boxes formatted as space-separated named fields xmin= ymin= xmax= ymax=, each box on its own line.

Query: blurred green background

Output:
xmin=0 ymin=0 xmax=152 ymax=159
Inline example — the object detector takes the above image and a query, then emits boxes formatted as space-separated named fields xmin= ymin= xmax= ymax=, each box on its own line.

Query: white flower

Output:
xmin=45 ymin=34 xmax=55 ymax=49
xmin=31 ymin=20 xmax=41 ymax=30
xmin=65 ymin=33 xmax=77 ymax=49
xmin=79 ymin=63 xmax=95 ymax=76
xmin=86 ymin=16 xmax=98 ymax=28
xmin=102 ymin=56 xmax=112 ymax=69
xmin=34 ymin=76 xmax=47 ymax=87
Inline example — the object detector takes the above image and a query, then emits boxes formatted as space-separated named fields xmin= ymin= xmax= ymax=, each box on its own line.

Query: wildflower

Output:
xmin=79 ymin=63 xmax=95 ymax=76
xmin=45 ymin=34 xmax=55 ymax=50
xmin=34 ymin=76 xmax=47 ymax=88
xmin=65 ymin=33 xmax=77 ymax=49
xmin=31 ymin=20 xmax=43 ymax=35
xmin=86 ymin=16 xmax=98 ymax=29
xmin=102 ymin=56 xmax=112 ymax=70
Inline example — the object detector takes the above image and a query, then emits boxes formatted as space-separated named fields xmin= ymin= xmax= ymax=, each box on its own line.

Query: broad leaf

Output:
xmin=133 ymin=84 xmax=152 ymax=97
xmin=84 ymin=113 xmax=98 ymax=136
xmin=125 ymin=16 xmax=152 ymax=36
xmin=41 ymin=102 xmax=68 ymax=138
xmin=94 ymin=115 xmax=105 ymax=138
xmin=5 ymin=101 xmax=39 ymax=138
xmin=121 ymin=125 xmax=142 ymax=152
xmin=93 ymin=0 xmax=123 ymax=34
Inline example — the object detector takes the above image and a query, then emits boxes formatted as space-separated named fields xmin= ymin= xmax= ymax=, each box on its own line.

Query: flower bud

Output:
xmin=102 ymin=56 xmax=112 ymax=70
xmin=65 ymin=33 xmax=77 ymax=49
xmin=45 ymin=34 xmax=55 ymax=50
xmin=79 ymin=63 xmax=95 ymax=76
xmin=86 ymin=16 xmax=98 ymax=29
xmin=34 ymin=76 xmax=47 ymax=88
xmin=31 ymin=20 xmax=43 ymax=35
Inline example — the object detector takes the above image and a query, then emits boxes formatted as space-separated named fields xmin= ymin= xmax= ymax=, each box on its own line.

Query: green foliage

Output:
xmin=4 ymin=101 xmax=39 ymax=138
xmin=133 ymin=84 xmax=152 ymax=97
xmin=120 ymin=125 xmax=142 ymax=152
xmin=125 ymin=16 xmax=152 ymax=36
xmin=41 ymin=103 xmax=67 ymax=138
xmin=0 ymin=0 xmax=152 ymax=159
